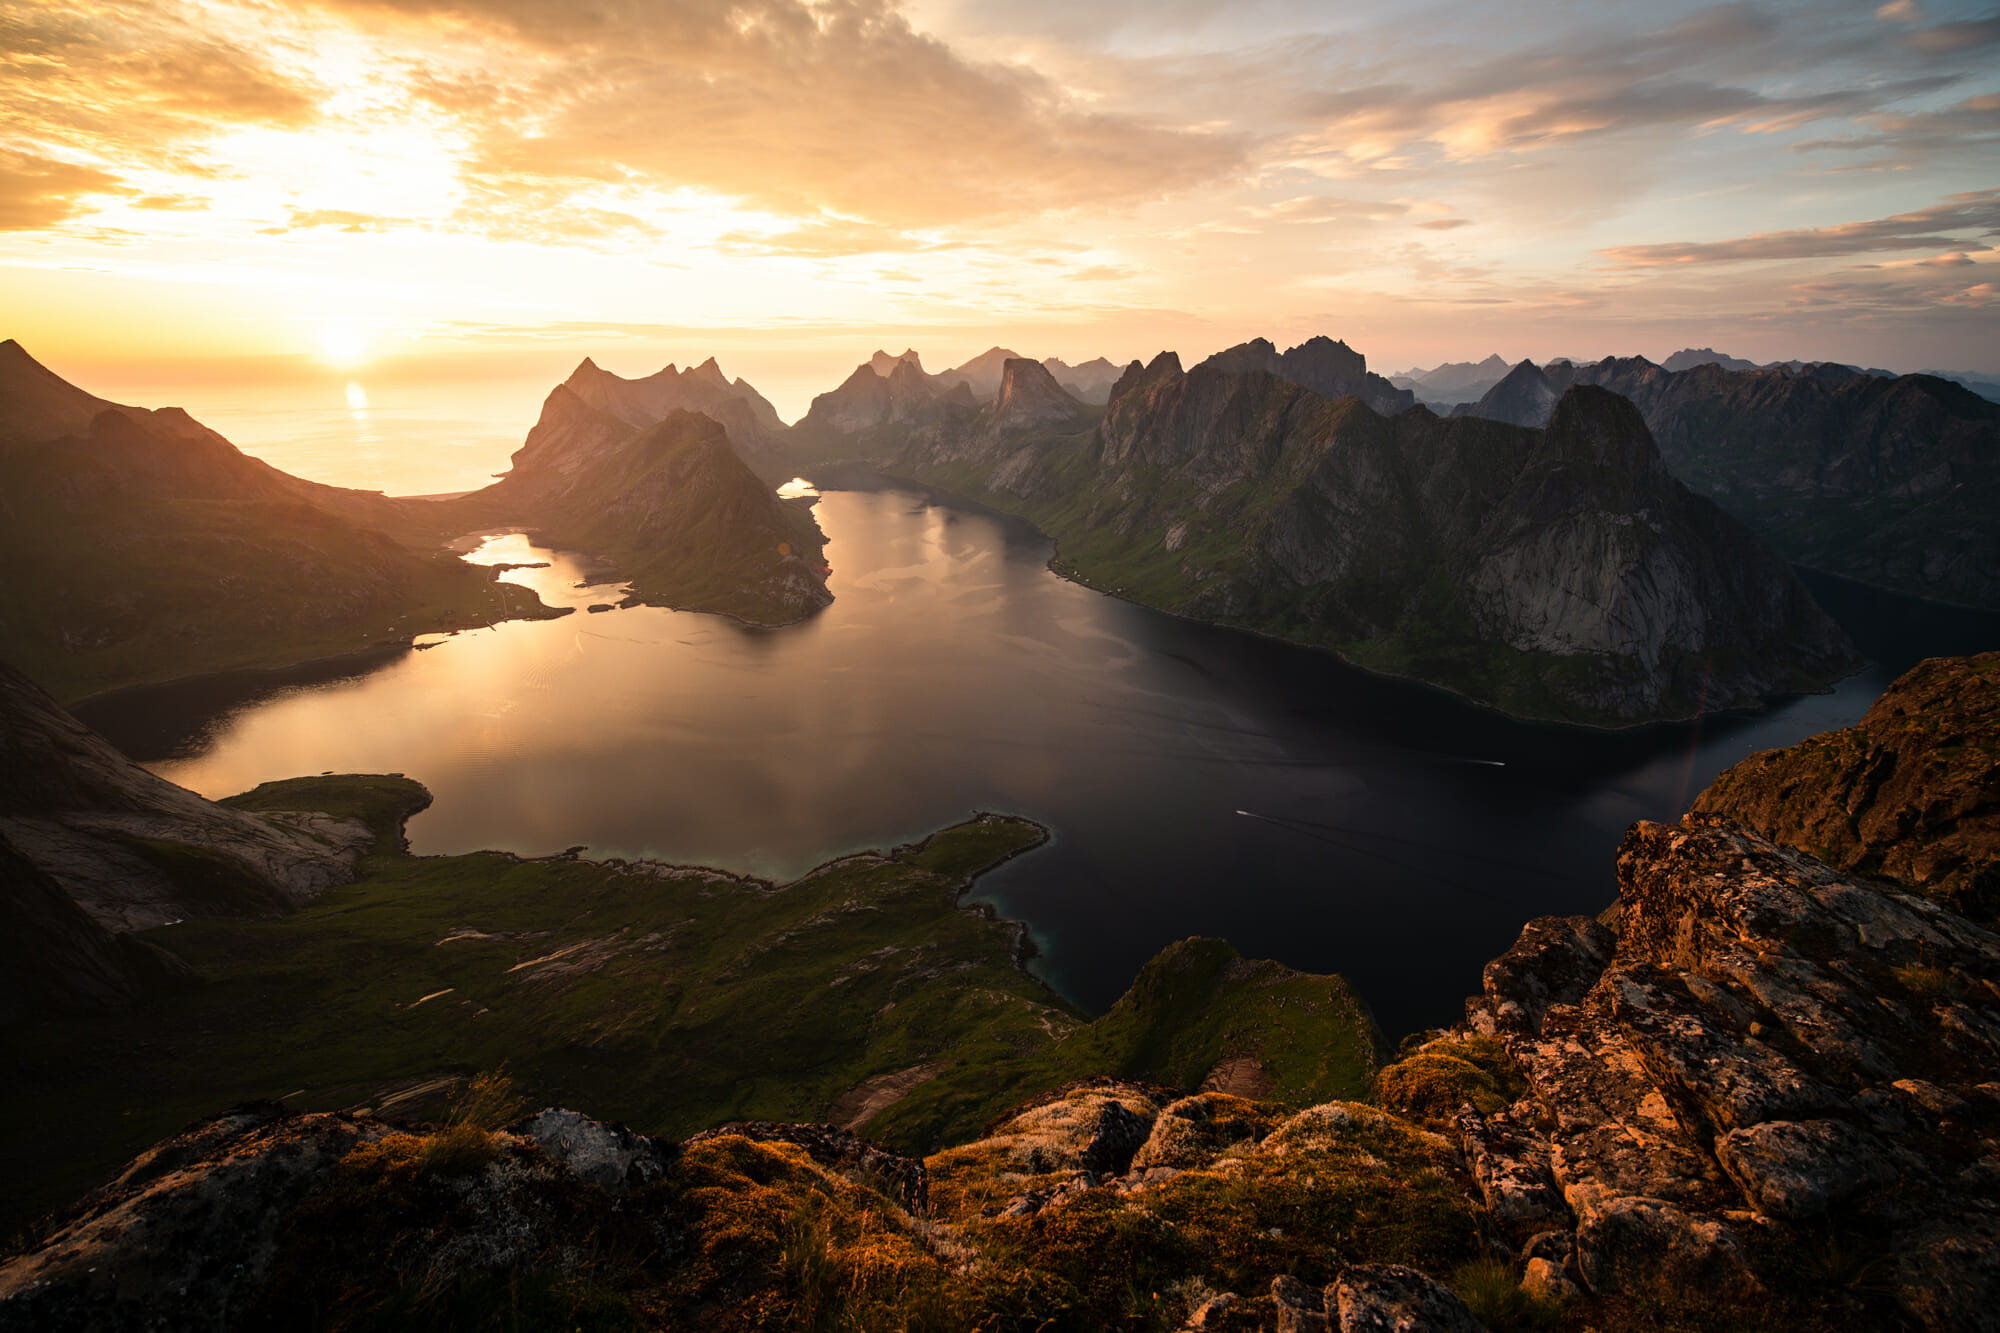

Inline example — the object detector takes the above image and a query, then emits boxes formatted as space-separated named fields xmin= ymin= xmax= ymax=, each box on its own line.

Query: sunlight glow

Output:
xmin=320 ymin=324 xmax=373 ymax=368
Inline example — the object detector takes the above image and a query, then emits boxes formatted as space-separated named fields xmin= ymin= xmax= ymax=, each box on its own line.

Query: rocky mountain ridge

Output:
xmin=1196 ymin=335 xmax=1415 ymax=416
xmin=0 ymin=343 xmax=830 ymax=699
xmin=1453 ymin=354 xmax=2000 ymax=610
xmin=877 ymin=348 xmax=1857 ymax=726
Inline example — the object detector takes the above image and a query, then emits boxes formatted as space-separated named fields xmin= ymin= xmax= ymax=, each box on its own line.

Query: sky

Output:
xmin=3 ymin=0 xmax=1998 ymax=423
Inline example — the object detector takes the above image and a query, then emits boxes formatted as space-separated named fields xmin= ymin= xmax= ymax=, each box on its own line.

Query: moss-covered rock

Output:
xmin=1695 ymin=651 xmax=2000 ymax=918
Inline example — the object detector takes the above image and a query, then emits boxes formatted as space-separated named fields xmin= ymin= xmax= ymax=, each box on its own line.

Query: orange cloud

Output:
xmin=0 ymin=149 xmax=127 ymax=230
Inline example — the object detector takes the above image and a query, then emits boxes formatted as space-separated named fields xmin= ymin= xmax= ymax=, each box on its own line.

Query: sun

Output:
xmin=318 ymin=322 xmax=373 ymax=368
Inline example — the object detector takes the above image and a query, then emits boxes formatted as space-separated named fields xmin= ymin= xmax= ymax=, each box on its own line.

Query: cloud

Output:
xmin=1905 ymin=13 xmax=2000 ymax=52
xmin=132 ymin=194 xmax=210 ymax=211
xmin=714 ymin=215 xmax=959 ymax=258
xmin=314 ymin=0 xmax=1246 ymax=230
xmin=0 ymin=2 xmax=317 ymax=170
xmin=1943 ymin=281 xmax=1997 ymax=306
xmin=1416 ymin=218 xmax=1472 ymax=231
xmin=1598 ymin=188 xmax=2000 ymax=267
xmin=1920 ymin=250 xmax=1978 ymax=266
xmin=0 ymin=149 xmax=127 ymax=229
xmin=259 ymin=207 xmax=417 ymax=234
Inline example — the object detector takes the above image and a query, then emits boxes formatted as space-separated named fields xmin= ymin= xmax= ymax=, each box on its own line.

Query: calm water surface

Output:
xmin=82 ymin=481 xmax=2000 ymax=1037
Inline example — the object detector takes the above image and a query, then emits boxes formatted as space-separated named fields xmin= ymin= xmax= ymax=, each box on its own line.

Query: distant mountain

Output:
xmin=932 ymin=346 xmax=1025 ymax=400
xmin=1388 ymin=353 xmax=1511 ymax=405
xmin=559 ymin=356 xmax=787 ymax=468
xmin=0 ymin=342 xmax=835 ymax=698
xmin=1452 ymin=356 xmax=2000 ymax=609
xmin=868 ymin=347 xmax=925 ymax=379
xmin=1446 ymin=359 xmax=1579 ymax=427
xmin=797 ymin=355 xmax=967 ymax=443
xmin=1042 ymin=355 xmax=1122 ymax=404
xmin=1661 ymin=347 xmax=1759 ymax=373
xmin=0 ymin=341 xmax=561 ymax=701
xmin=868 ymin=350 xmax=1855 ymax=726
xmin=1922 ymin=369 xmax=2000 ymax=404
xmin=1196 ymin=336 xmax=1415 ymax=416
xmin=454 ymin=391 xmax=831 ymax=625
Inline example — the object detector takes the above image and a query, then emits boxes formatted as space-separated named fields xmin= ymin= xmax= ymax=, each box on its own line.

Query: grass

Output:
xmin=1 ymin=783 xmax=1386 ymax=1239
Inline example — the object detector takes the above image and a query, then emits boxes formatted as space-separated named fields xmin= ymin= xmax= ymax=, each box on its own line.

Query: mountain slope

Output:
xmin=892 ymin=354 xmax=1855 ymax=726
xmin=454 ymin=394 xmax=832 ymax=623
xmin=0 ymin=346 xmax=556 ymax=701
xmin=0 ymin=658 xmax=383 ymax=932
xmin=556 ymin=355 xmax=789 ymax=472
xmin=1456 ymin=355 xmax=2000 ymax=609
xmin=0 ymin=344 xmax=837 ymax=697
xmin=1196 ymin=335 xmax=1415 ymax=416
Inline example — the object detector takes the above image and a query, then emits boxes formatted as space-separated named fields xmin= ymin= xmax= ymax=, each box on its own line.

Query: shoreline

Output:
xmin=843 ymin=463 xmax=1865 ymax=736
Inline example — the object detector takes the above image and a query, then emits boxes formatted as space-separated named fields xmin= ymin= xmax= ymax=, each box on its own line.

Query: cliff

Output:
xmin=0 ymin=659 xmax=405 ymax=932
xmin=1694 ymin=650 xmax=2000 ymax=918
xmin=0 ymin=345 xmax=831 ymax=698
xmin=557 ymin=355 xmax=790 ymax=473
xmin=456 ymin=398 xmax=832 ymax=624
xmin=896 ymin=354 xmax=1857 ymax=727
xmin=1458 ymin=355 xmax=2000 ymax=610
xmin=1196 ymin=335 xmax=1416 ymax=416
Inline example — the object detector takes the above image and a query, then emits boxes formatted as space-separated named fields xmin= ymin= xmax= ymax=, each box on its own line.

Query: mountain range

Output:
xmin=802 ymin=343 xmax=1858 ymax=725
xmin=0 ymin=343 xmax=831 ymax=700
xmin=1453 ymin=355 xmax=2000 ymax=610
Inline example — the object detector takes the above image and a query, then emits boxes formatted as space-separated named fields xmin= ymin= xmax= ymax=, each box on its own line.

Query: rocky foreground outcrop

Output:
xmin=1695 ymin=650 xmax=1999 ymax=918
xmin=0 ymin=660 xmax=384 ymax=935
xmin=1459 ymin=814 xmax=2000 ymax=1329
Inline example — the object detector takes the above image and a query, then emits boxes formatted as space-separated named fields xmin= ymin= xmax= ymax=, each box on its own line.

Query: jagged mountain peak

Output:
xmin=868 ymin=348 xmax=925 ymax=378
xmin=991 ymin=358 xmax=1082 ymax=432
xmin=689 ymin=356 xmax=729 ymax=388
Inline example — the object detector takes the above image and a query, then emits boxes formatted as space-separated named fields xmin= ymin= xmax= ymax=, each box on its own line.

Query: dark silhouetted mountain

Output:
xmin=1661 ymin=347 xmax=1759 ymax=373
xmin=1451 ymin=356 xmax=2000 ymax=608
xmin=884 ymin=353 xmax=1854 ymax=725
xmin=1922 ymin=369 xmax=2000 ymax=405
xmin=0 ymin=657 xmax=386 ymax=937
xmin=1579 ymin=357 xmax=2000 ymax=609
xmin=1389 ymin=353 xmax=1512 ymax=404
xmin=932 ymin=346 xmax=1026 ymax=400
xmin=559 ymin=356 xmax=787 ymax=468
xmin=1447 ymin=359 xmax=1579 ymax=426
xmin=0 ymin=344 xmax=835 ymax=697
xmin=1042 ymin=356 xmax=1122 ymax=404
xmin=1197 ymin=335 xmax=1416 ymax=415
xmin=0 ymin=343 xmax=558 ymax=701
xmin=460 ymin=394 xmax=831 ymax=624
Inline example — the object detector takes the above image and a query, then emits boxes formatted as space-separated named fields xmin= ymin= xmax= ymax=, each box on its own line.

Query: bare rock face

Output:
xmin=0 ymin=1104 xmax=390 ymax=1332
xmin=684 ymin=1119 xmax=929 ymax=1213
xmin=509 ymin=1107 xmax=674 ymax=1194
xmin=1463 ymin=354 xmax=2000 ymax=610
xmin=992 ymin=358 xmax=1085 ymax=433
xmin=1329 ymin=1264 xmax=1489 ymax=1332
xmin=1695 ymin=651 xmax=2000 ymax=918
xmin=895 ymin=350 xmax=1858 ymax=726
xmin=1465 ymin=810 xmax=2000 ymax=1329
xmin=0 ymin=660 xmax=381 ymax=932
